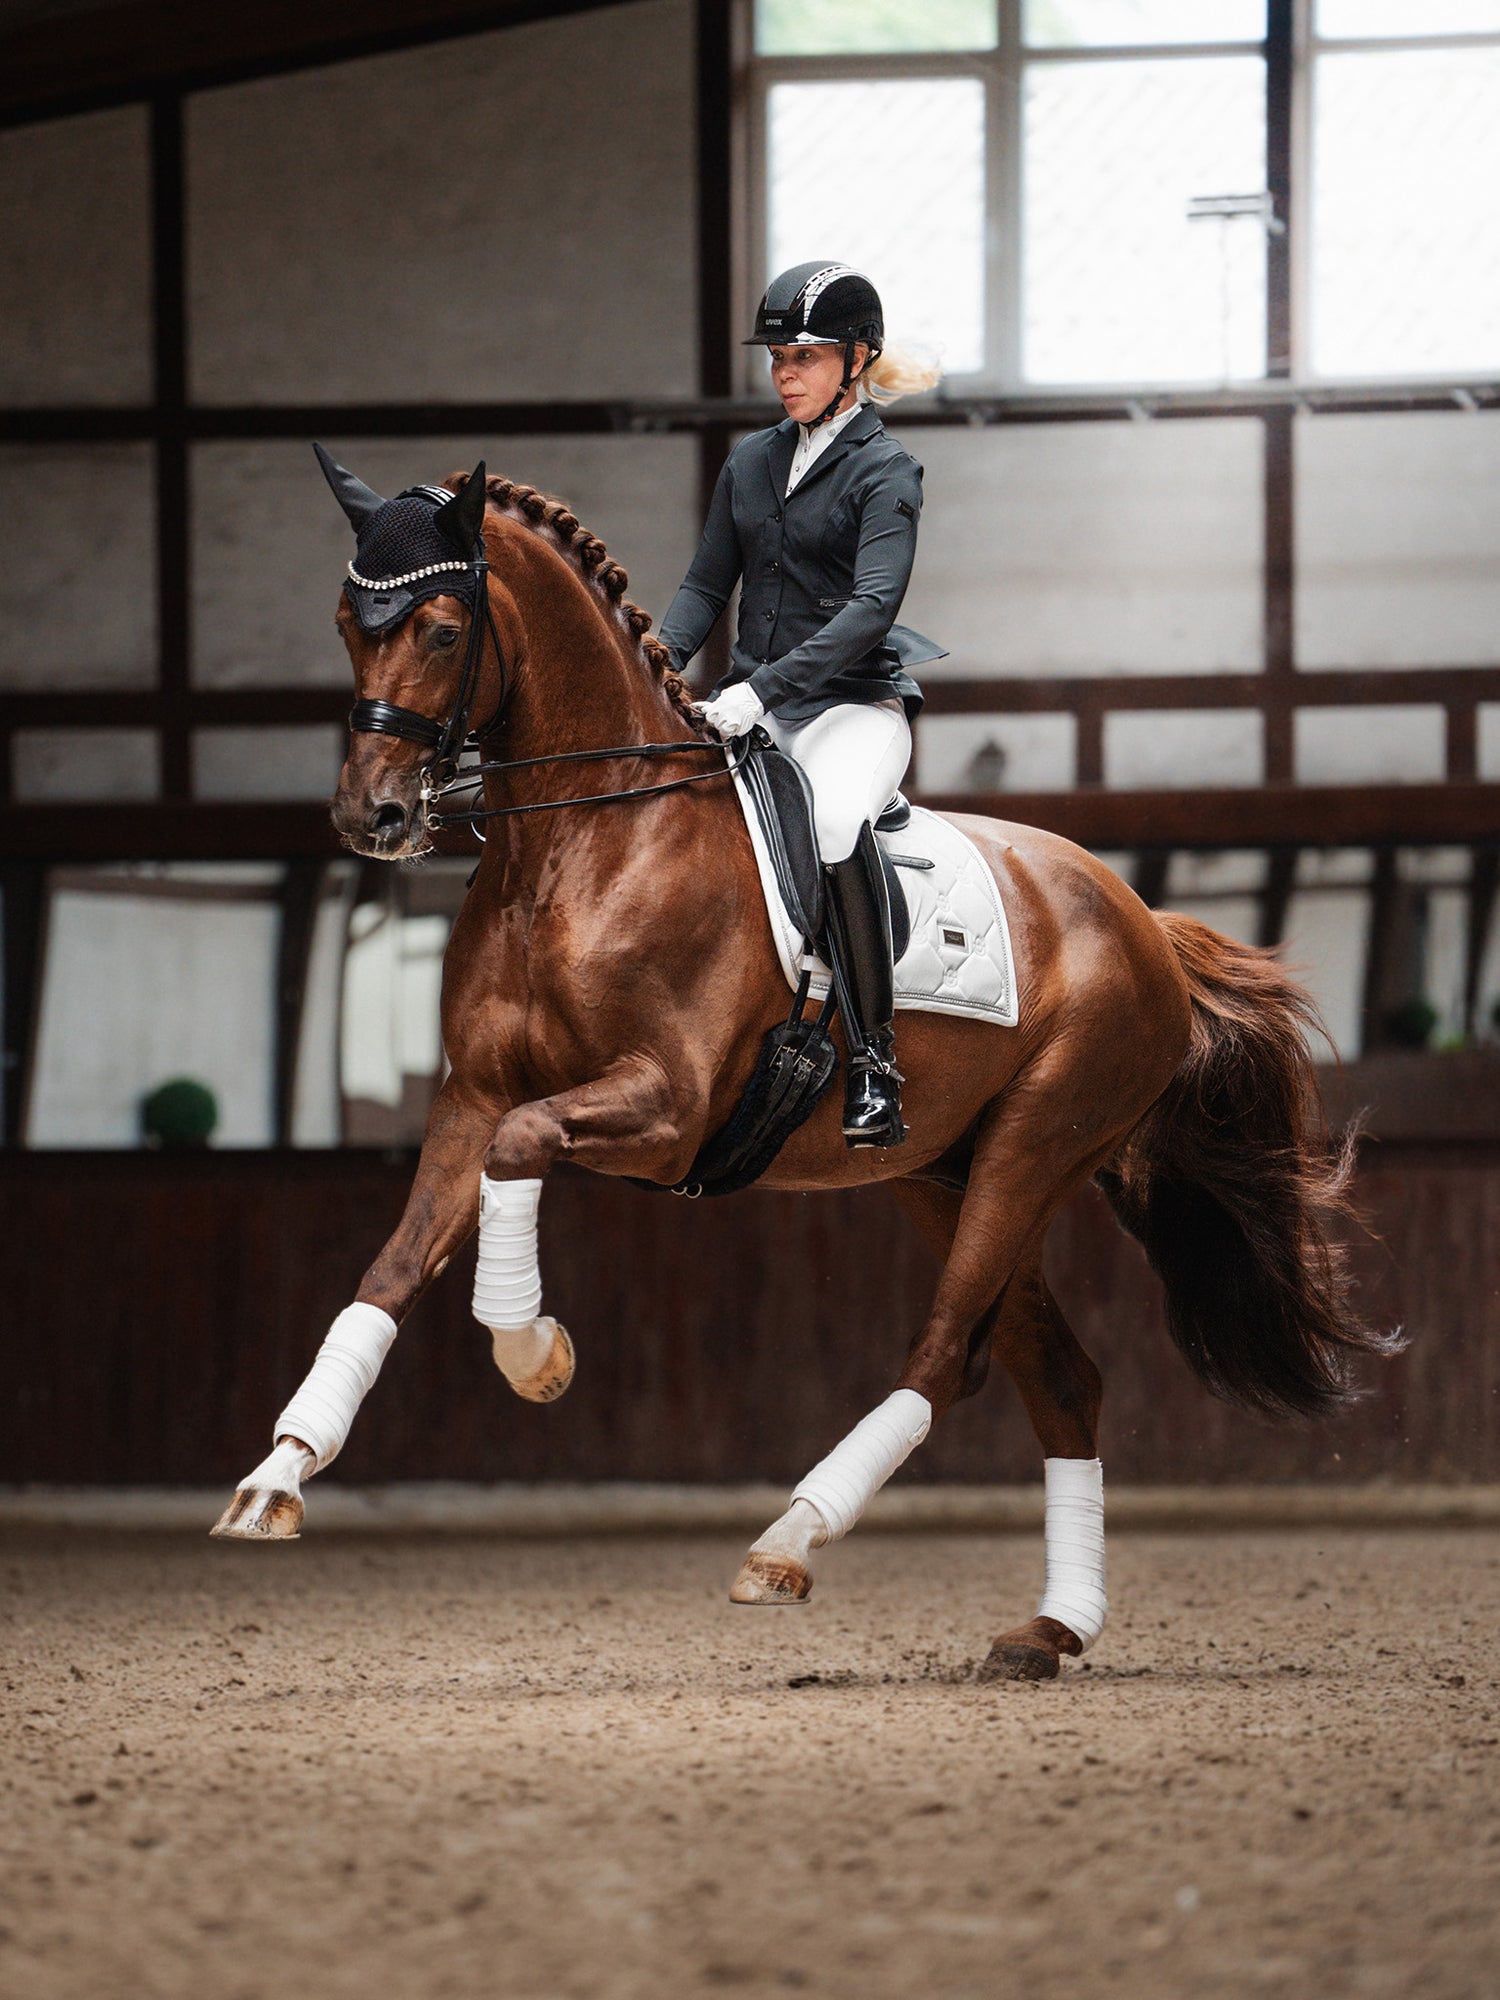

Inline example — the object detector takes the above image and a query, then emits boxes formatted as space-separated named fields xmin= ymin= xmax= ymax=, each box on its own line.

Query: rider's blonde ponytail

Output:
xmin=861 ymin=343 xmax=943 ymax=406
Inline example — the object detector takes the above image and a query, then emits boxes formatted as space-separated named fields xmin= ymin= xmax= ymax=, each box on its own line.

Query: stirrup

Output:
xmin=842 ymin=1053 xmax=906 ymax=1149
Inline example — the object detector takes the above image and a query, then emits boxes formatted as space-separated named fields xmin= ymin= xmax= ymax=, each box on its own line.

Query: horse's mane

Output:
xmin=445 ymin=469 xmax=701 ymax=727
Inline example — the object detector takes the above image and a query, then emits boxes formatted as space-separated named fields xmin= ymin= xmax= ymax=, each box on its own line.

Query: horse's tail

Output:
xmin=1096 ymin=912 xmax=1403 ymax=1419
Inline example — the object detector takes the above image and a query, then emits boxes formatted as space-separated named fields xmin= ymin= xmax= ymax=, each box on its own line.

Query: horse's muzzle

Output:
xmin=331 ymin=787 xmax=429 ymax=860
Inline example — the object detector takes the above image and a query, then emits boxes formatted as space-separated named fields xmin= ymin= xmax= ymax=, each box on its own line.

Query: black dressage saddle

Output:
xmin=738 ymin=729 xmax=916 ymax=963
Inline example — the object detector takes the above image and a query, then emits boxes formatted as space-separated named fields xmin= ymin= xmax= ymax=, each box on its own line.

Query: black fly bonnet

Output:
xmin=314 ymin=443 xmax=503 ymax=778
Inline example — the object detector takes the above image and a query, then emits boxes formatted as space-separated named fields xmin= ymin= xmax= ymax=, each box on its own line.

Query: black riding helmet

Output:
xmin=747 ymin=262 xmax=885 ymax=428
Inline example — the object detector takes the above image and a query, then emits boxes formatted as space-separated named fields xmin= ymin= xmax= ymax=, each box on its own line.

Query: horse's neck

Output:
xmin=478 ymin=551 xmax=697 ymax=867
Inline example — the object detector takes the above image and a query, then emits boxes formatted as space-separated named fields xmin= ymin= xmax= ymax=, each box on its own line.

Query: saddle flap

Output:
xmin=880 ymin=847 xmax=912 ymax=966
xmin=741 ymin=733 xmax=825 ymax=941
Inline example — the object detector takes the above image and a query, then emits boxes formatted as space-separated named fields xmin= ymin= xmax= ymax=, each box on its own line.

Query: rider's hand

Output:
xmin=698 ymin=682 xmax=766 ymax=742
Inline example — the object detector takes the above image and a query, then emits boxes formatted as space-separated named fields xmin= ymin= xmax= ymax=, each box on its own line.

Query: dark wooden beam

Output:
xmin=692 ymin=0 xmax=733 ymax=692
xmin=1 ymin=860 xmax=47 ymax=1146
xmin=273 ymin=859 xmax=324 ymax=1146
xmin=7 ymin=382 xmax=1498 ymax=448
xmin=6 ymin=783 xmax=1500 ymax=863
xmin=0 ymin=0 xmax=640 ymax=126
xmin=919 ymin=784 xmax=1500 ymax=853
xmin=150 ymin=91 xmax=189 ymax=798
xmin=1464 ymin=847 xmax=1500 ymax=1039
xmin=1264 ymin=0 xmax=1294 ymax=380
xmin=1259 ymin=846 xmax=1299 ymax=949
xmin=918 ymin=667 xmax=1500 ymax=714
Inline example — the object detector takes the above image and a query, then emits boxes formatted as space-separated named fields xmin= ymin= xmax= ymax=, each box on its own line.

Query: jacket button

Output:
xmin=763 ymin=609 xmax=774 ymax=621
xmin=767 ymin=560 xmax=780 ymax=574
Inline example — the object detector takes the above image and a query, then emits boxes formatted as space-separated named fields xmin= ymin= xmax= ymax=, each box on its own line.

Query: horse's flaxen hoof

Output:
xmin=507 ymin=1318 xmax=575 ymax=1403
xmin=730 ymin=1551 xmax=813 ymax=1604
xmin=210 ymin=1485 xmax=304 ymax=1541
xmin=976 ymin=1616 xmax=1082 ymax=1683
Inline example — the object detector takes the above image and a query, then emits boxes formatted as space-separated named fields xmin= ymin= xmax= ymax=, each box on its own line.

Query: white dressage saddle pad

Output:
xmin=732 ymin=767 xmax=1020 ymax=1028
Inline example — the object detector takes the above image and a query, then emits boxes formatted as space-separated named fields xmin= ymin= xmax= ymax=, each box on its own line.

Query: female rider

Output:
xmin=658 ymin=262 xmax=943 ymax=1151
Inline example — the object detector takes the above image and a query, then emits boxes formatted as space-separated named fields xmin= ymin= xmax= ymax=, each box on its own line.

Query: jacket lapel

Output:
xmin=785 ymin=403 xmax=884 ymax=501
xmin=763 ymin=420 xmax=798 ymax=508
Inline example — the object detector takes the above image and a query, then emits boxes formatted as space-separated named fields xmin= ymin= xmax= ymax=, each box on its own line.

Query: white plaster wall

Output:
xmin=900 ymin=419 xmax=1263 ymax=678
xmin=913 ymin=712 xmax=1076 ymax=792
xmin=1296 ymin=411 xmax=1500 ymax=668
xmin=1480 ymin=704 xmax=1500 ymax=780
xmin=0 ymin=444 xmax=157 ymax=688
xmin=12 ymin=728 xmax=158 ymax=801
xmin=1294 ymin=704 xmax=1446 ymax=785
xmin=190 ymin=434 xmax=697 ymax=687
xmin=187 ymin=0 xmax=694 ymax=403
xmin=193 ymin=725 xmax=345 ymax=800
xmin=1281 ymin=889 xmax=1370 ymax=1060
xmin=28 ymin=886 xmax=279 ymax=1146
xmin=1104 ymin=708 xmax=1263 ymax=789
xmin=0 ymin=107 xmax=151 ymax=405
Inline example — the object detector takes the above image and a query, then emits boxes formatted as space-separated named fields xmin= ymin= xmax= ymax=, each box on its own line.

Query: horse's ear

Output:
xmin=312 ymin=442 xmax=385 ymax=531
xmin=435 ymin=461 xmax=487 ymax=555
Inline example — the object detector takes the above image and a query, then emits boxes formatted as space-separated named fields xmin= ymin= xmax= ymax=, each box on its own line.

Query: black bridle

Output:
xmin=346 ymin=554 xmax=744 ymax=831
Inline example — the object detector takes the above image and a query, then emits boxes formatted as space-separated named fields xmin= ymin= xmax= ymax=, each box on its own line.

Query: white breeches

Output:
xmin=762 ymin=699 xmax=912 ymax=864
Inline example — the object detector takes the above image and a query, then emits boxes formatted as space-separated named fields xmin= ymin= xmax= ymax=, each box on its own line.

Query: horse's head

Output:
xmin=316 ymin=446 xmax=503 ymax=859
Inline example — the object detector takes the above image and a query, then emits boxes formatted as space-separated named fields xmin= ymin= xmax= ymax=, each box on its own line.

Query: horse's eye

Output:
xmin=432 ymin=627 xmax=460 ymax=651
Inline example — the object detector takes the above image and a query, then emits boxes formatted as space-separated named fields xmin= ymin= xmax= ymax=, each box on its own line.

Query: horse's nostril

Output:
xmin=372 ymin=802 xmax=408 ymax=840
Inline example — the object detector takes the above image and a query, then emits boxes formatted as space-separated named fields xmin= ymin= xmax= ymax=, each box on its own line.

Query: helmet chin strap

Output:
xmin=808 ymin=338 xmax=860 ymax=431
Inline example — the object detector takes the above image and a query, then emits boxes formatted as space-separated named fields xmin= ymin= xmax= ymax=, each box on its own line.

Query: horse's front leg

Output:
xmin=471 ymin=1057 xmax=689 ymax=1384
xmin=211 ymin=1082 xmax=497 ymax=1541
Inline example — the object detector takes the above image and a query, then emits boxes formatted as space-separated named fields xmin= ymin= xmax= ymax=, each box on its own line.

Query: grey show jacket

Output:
xmin=657 ymin=403 xmax=945 ymax=726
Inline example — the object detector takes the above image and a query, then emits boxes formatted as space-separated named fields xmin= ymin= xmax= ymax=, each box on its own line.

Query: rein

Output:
xmin=423 ymin=735 xmax=750 ymax=826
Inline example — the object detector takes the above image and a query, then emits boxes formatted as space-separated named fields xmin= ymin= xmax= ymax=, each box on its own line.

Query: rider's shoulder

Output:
xmin=730 ymin=420 xmax=795 ymax=463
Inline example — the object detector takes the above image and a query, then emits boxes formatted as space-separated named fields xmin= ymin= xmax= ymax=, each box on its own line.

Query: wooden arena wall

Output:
xmin=4 ymin=1140 xmax=1495 ymax=1488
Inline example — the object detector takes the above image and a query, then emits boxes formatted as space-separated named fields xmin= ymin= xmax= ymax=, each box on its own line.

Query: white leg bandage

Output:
xmin=473 ymin=1175 xmax=543 ymax=1326
xmin=274 ymin=1302 xmax=397 ymax=1473
xmin=791 ymin=1389 xmax=932 ymax=1543
xmin=472 ymin=1175 xmax=552 ymax=1378
xmin=1036 ymin=1456 xmax=1107 ymax=1650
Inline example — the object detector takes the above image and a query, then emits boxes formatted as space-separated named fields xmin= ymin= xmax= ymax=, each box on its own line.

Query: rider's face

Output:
xmin=768 ymin=341 xmax=866 ymax=423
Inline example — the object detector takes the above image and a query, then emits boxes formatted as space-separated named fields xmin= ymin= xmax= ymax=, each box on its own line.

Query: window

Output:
xmin=751 ymin=0 xmax=1500 ymax=386
xmin=1309 ymin=4 xmax=1500 ymax=377
xmin=752 ymin=0 xmax=1271 ymax=388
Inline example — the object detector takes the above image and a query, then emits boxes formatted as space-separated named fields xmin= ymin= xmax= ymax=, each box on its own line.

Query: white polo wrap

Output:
xmin=1037 ymin=1456 xmax=1107 ymax=1649
xmin=792 ymin=1388 xmax=932 ymax=1542
xmin=274 ymin=1301 xmax=397 ymax=1472
xmin=473 ymin=1175 xmax=544 ymax=1332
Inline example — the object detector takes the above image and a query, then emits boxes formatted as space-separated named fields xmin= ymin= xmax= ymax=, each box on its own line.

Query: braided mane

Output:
xmin=445 ymin=469 xmax=701 ymax=727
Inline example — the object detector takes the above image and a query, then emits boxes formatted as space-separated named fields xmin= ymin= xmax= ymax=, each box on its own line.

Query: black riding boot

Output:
xmin=822 ymin=822 xmax=905 ymax=1149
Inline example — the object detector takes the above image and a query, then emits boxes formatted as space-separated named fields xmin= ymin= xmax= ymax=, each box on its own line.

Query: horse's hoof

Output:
xmin=730 ymin=1552 xmax=813 ymax=1604
xmin=975 ymin=1617 xmax=1081 ymax=1683
xmin=210 ymin=1485 xmax=304 ymax=1541
xmin=508 ymin=1318 xmax=574 ymax=1403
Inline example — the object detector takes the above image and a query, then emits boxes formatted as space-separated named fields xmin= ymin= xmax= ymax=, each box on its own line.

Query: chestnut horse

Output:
xmin=214 ymin=467 xmax=1393 ymax=1681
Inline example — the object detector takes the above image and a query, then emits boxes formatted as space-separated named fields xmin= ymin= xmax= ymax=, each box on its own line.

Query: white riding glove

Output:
xmin=698 ymin=682 xmax=766 ymax=742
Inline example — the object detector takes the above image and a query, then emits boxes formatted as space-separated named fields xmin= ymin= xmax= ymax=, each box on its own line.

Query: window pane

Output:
xmin=1311 ymin=49 xmax=1500 ymax=376
xmin=1317 ymin=1 xmax=1500 ymax=36
xmin=767 ymin=80 xmax=985 ymax=371
xmin=1025 ymin=1 xmax=1264 ymax=46
xmin=1024 ymin=57 xmax=1266 ymax=383
xmin=757 ymin=0 xmax=997 ymax=55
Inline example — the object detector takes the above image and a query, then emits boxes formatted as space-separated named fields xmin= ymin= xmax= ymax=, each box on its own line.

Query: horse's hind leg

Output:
xmin=976 ymin=1260 xmax=1106 ymax=1683
xmin=727 ymin=1178 xmax=957 ymax=1600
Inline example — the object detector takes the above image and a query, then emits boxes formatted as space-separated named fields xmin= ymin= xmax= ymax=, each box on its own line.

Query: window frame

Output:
xmin=744 ymin=0 xmax=1500 ymax=392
